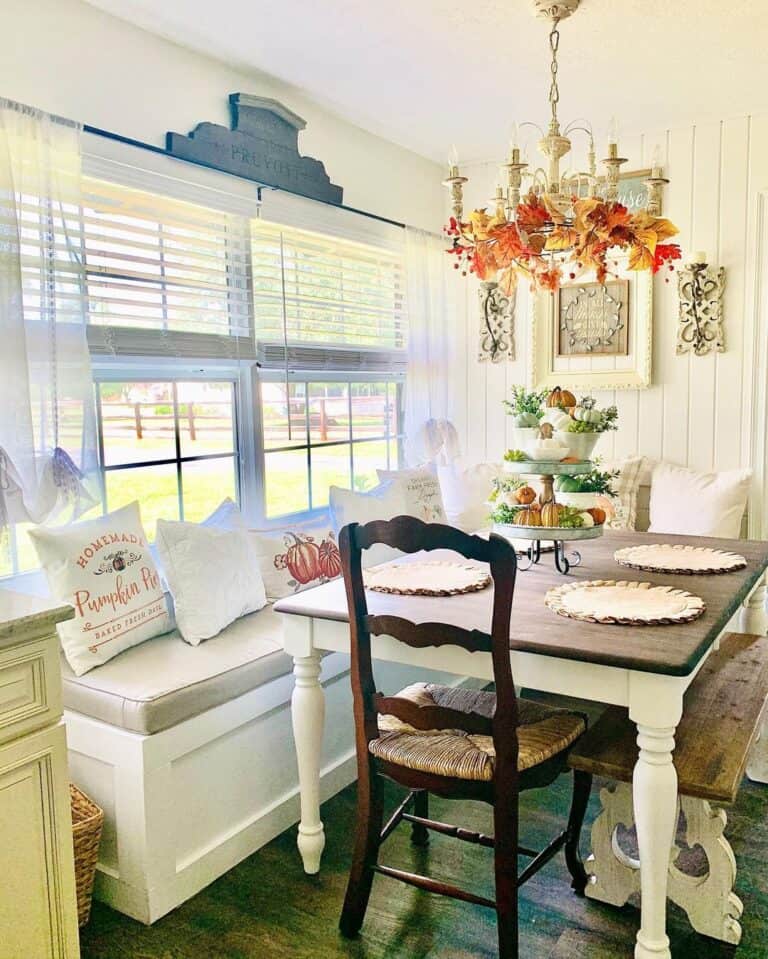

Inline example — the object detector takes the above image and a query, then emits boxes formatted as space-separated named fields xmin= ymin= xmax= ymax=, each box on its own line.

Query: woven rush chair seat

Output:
xmin=371 ymin=683 xmax=586 ymax=782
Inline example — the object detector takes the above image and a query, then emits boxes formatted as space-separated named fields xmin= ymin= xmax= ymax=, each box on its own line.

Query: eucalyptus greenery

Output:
xmin=503 ymin=385 xmax=549 ymax=419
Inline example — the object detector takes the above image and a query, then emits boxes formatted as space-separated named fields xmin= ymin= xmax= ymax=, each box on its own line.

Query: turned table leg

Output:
xmin=630 ymin=676 xmax=684 ymax=959
xmin=739 ymin=574 xmax=767 ymax=636
xmin=291 ymin=652 xmax=326 ymax=874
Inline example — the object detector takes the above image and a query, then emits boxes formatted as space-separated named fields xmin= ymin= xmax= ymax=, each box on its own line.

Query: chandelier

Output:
xmin=443 ymin=0 xmax=681 ymax=296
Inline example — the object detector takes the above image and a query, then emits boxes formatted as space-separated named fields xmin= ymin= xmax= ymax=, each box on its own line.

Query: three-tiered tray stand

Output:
xmin=495 ymin=459 xmax=603 ymax=574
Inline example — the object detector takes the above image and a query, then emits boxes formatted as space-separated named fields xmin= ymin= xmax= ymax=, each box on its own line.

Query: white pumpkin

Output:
xmin=542 ymin=408 xmax=572 ymax=431
xmin=573 ymin=406 xmax=603 ymax=425
xmin=579 ymin=511 xmax=595 ymax=528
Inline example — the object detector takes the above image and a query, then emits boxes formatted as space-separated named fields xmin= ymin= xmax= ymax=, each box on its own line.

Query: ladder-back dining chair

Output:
xmin=338 ymin=515 xmax=592 ymax=958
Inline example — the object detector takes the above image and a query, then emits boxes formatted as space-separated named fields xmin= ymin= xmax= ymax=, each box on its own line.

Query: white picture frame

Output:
xmin=530 ymin=264 xmax=653 ymax=391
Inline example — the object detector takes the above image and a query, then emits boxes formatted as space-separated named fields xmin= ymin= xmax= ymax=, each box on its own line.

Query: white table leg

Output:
xmin=630 ymin=676 xmax=684 ymax=959
xmin=291 ymin=652 xmax=326 ymax=874
xmin=739 ymin=575 xmax=767 ymax=636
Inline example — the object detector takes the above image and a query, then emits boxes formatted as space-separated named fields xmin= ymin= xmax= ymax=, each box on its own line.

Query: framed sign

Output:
xmin=556 ymin=279 xmax=630 ymax=357
xmin=531 ymin=263 xmax=652 ymax=391
xmin=592 ymin=169 xmax=657 ymax=213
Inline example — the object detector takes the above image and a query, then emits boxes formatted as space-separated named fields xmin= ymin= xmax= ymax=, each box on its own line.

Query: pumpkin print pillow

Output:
xmin=29 ymin=501 xmax=174 ymax=676
xmin=249 ymin=517 xmax=342 ymax=601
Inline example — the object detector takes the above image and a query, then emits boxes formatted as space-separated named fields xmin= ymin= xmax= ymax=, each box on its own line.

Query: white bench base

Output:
xmin=586 ymin=782 xmax=743 ymax=945
xmin=64 ymin=652 xmax=466 ymax=924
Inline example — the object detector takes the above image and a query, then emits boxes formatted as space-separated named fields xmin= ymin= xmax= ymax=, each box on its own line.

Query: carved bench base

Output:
xmin=586 ymin=783 xmax=743 ymax=945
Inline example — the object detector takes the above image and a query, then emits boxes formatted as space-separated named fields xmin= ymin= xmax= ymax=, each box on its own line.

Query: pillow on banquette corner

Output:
xmin=602 ymin=455 xmax=647 ymax=531
xmin=249 ymin=515 xmax=342 ymax=601
xmin=155 ymin=519 xmax=267 ymax=645
xmin=376 ymin=467 xmax=447 ymax=523
xmin=28 ymin=501 xmax=173 ymax=677
xmin=648 ymin=462 xmax=752 ymax=538
xmin=436 ymin=462 xmax=504 ymax=532
xmin=329 ymin=482 xmax=406 ymax=567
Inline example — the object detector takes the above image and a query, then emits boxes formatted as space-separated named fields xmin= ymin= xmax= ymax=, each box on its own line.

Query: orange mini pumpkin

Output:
xmin=514 ymin=485 xmax=537 ymax=505
xmin=587 ymin=507 xmax=607 ymax=526
xmin=546 ymin=385 xmax=577 ymax=410
xmin=516 ymin=507 xmax=542 ymax=527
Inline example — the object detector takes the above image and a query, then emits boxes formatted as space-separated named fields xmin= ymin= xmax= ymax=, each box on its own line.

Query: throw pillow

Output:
xmin=602 ymin=455 xmax=646 ymax=530
xmin=29 ymin=501 xmax=173 ymax=676
xmin=249 ymin=515 xmax=341 ymax=601
xmin=376 ymin=467 xmax=447 ymax=523
xmin=648 ymin=463 xmax=751 ymax=538
xmin=437 ymin=462 xmax=504 ymax=532
xmin=155 ymin=520 xmax=267 ymax=645
xmin=329 ymin=482 xmax=405 ymax=567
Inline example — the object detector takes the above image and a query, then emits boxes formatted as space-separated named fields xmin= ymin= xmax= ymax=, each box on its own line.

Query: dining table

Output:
xmin=274 ymin=528 xmax=768 ymax=959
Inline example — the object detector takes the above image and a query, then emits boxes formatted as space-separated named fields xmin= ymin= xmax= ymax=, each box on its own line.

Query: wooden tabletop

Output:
xmin=274 ymin=530 xmax=768 ymax=677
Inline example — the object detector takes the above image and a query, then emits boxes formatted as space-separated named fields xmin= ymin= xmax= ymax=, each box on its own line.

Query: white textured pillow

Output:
xmin=329 ymin=482 xmax=405 ymax=567
xmin=648 ymin=463 xmax=751 ymax=538
xmin=376 ymin=468 xmax=447 ymax=523
xmin=249 ymin=515 xmax=341 ymax=601
xmin=437 ymin=462 xmax=503 ymax=532
xmin=29 ymin=502 xmax=173 ymax=676
xmin=155 ymin=520 xmax=267 ymax=645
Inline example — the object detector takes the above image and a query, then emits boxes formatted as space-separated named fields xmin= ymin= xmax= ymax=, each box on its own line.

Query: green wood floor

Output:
xmin=79 ymin=761 xmax=768 ymax=958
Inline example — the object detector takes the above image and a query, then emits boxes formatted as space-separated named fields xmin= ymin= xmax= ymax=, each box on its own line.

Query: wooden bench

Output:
xmin=569 ymin=632 xmax=768 ymax=946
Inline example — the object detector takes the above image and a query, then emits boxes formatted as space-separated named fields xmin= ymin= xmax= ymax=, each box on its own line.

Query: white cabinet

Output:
xmin=0 ymin=591 xmax=79 ymax=959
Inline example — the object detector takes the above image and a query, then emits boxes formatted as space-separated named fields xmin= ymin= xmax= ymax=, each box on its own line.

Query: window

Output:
xmin=260 ymin=375 xmax=404 ymax=518
xmin=95 ymin=379 xmax=239 ymax=534
xmin=1 ymin=165 xmax=409 ymax=579
xmin=81 ymin=177 xmax=253 ymax=357
xmin=251 ymin=219 xmax=406 ymax=351
xmin=252 ymin=217 xmax=407 ymax=518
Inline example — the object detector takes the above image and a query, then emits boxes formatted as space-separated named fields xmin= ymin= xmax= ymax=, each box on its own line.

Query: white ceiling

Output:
xmin=84 ymin=0 xmax=768 ymax=164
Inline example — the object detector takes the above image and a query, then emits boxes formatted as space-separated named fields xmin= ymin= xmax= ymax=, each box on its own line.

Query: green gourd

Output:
xmin=556 ymin=475 xmax=583 ymax=493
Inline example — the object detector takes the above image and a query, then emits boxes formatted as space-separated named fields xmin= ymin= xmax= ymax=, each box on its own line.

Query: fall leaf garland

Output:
xmin=445 ymin=192 xmax=681 ymax=293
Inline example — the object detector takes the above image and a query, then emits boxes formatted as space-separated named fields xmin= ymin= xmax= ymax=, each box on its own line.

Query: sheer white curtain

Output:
xmin=0 ymin=99 xmax=97 ymax=532
xmin=404 ymin=227 xmax=461 ymax=466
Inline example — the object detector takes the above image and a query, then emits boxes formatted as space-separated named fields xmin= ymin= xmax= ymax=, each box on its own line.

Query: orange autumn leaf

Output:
xmin=633 ymin=227 xmax=659 ymax=256
xmin=545 ymin=227 xmax=579 ymax=251
xmin=489 ymin=224 xmax=525 ymax=267
xmin=628 ymin=243 xmax=655 ymax=271
xmin=471 ymin=242 xmax=498 ymax=280
xmin=468 ymin=209 xmax=493 ymax=240
xmin=651 ymin=217 xmax=679 ymax=242
xmin=498 ymin=267 xmax=518 ymax=296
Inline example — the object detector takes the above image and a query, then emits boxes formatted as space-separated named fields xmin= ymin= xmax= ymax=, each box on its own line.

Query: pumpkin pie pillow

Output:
xmin=29 ymin=501 xmax=173 ymax=676
xmin=248 ymin=516 xmax=342 ymax=601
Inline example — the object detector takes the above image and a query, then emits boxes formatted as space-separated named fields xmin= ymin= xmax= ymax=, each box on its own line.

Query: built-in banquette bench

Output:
xmin=569 ymin=631 xmax=768 ymax=946
xmin=58 ymin=595 xmax=458 ymax=924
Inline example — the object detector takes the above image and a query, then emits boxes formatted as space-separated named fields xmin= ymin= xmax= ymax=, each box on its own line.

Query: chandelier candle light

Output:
xmin=443 ymin=0 xmax=681 ymax=297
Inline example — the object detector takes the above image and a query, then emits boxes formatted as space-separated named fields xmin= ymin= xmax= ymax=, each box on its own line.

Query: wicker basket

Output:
xmin=70 ymin=783 xmax=104 ymax=927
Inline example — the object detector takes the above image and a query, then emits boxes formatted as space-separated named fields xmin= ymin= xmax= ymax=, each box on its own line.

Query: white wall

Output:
xmin=454 ymin=116 xmax=768 ymax=487
xmin=1 ymin=0 xmax=443 ymax=230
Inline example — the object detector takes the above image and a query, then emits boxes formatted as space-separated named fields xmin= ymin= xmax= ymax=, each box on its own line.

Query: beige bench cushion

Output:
xmin=61 ymin=605 xmax=292 ymax=735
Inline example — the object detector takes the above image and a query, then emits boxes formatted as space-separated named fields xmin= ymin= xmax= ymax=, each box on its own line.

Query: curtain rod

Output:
xmin=83 ymin=124 xmax=408 ymax=230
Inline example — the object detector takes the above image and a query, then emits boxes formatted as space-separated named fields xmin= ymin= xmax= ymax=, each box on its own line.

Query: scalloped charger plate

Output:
xmin=545 ymin=579 xmax=706 ymax=626
xmin=364 ymin=561 xmax=491 ymax=597
xmin=614 ymin=544 xmax=747 ymax=575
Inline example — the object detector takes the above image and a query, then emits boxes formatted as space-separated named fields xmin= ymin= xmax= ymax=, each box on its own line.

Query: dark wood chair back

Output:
xmin=339 ymin=515 xmax=520 ymax=776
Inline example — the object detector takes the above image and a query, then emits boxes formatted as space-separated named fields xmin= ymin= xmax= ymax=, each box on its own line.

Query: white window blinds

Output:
xmin=251 ymin=218 xmax=407 ymax=371
xmin=80 ymin=177 xmax=253 ymax=359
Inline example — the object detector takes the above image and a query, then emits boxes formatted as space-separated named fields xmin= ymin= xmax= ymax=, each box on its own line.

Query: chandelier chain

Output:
xmin=548 ymin=20 xmax=560 ymax=124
